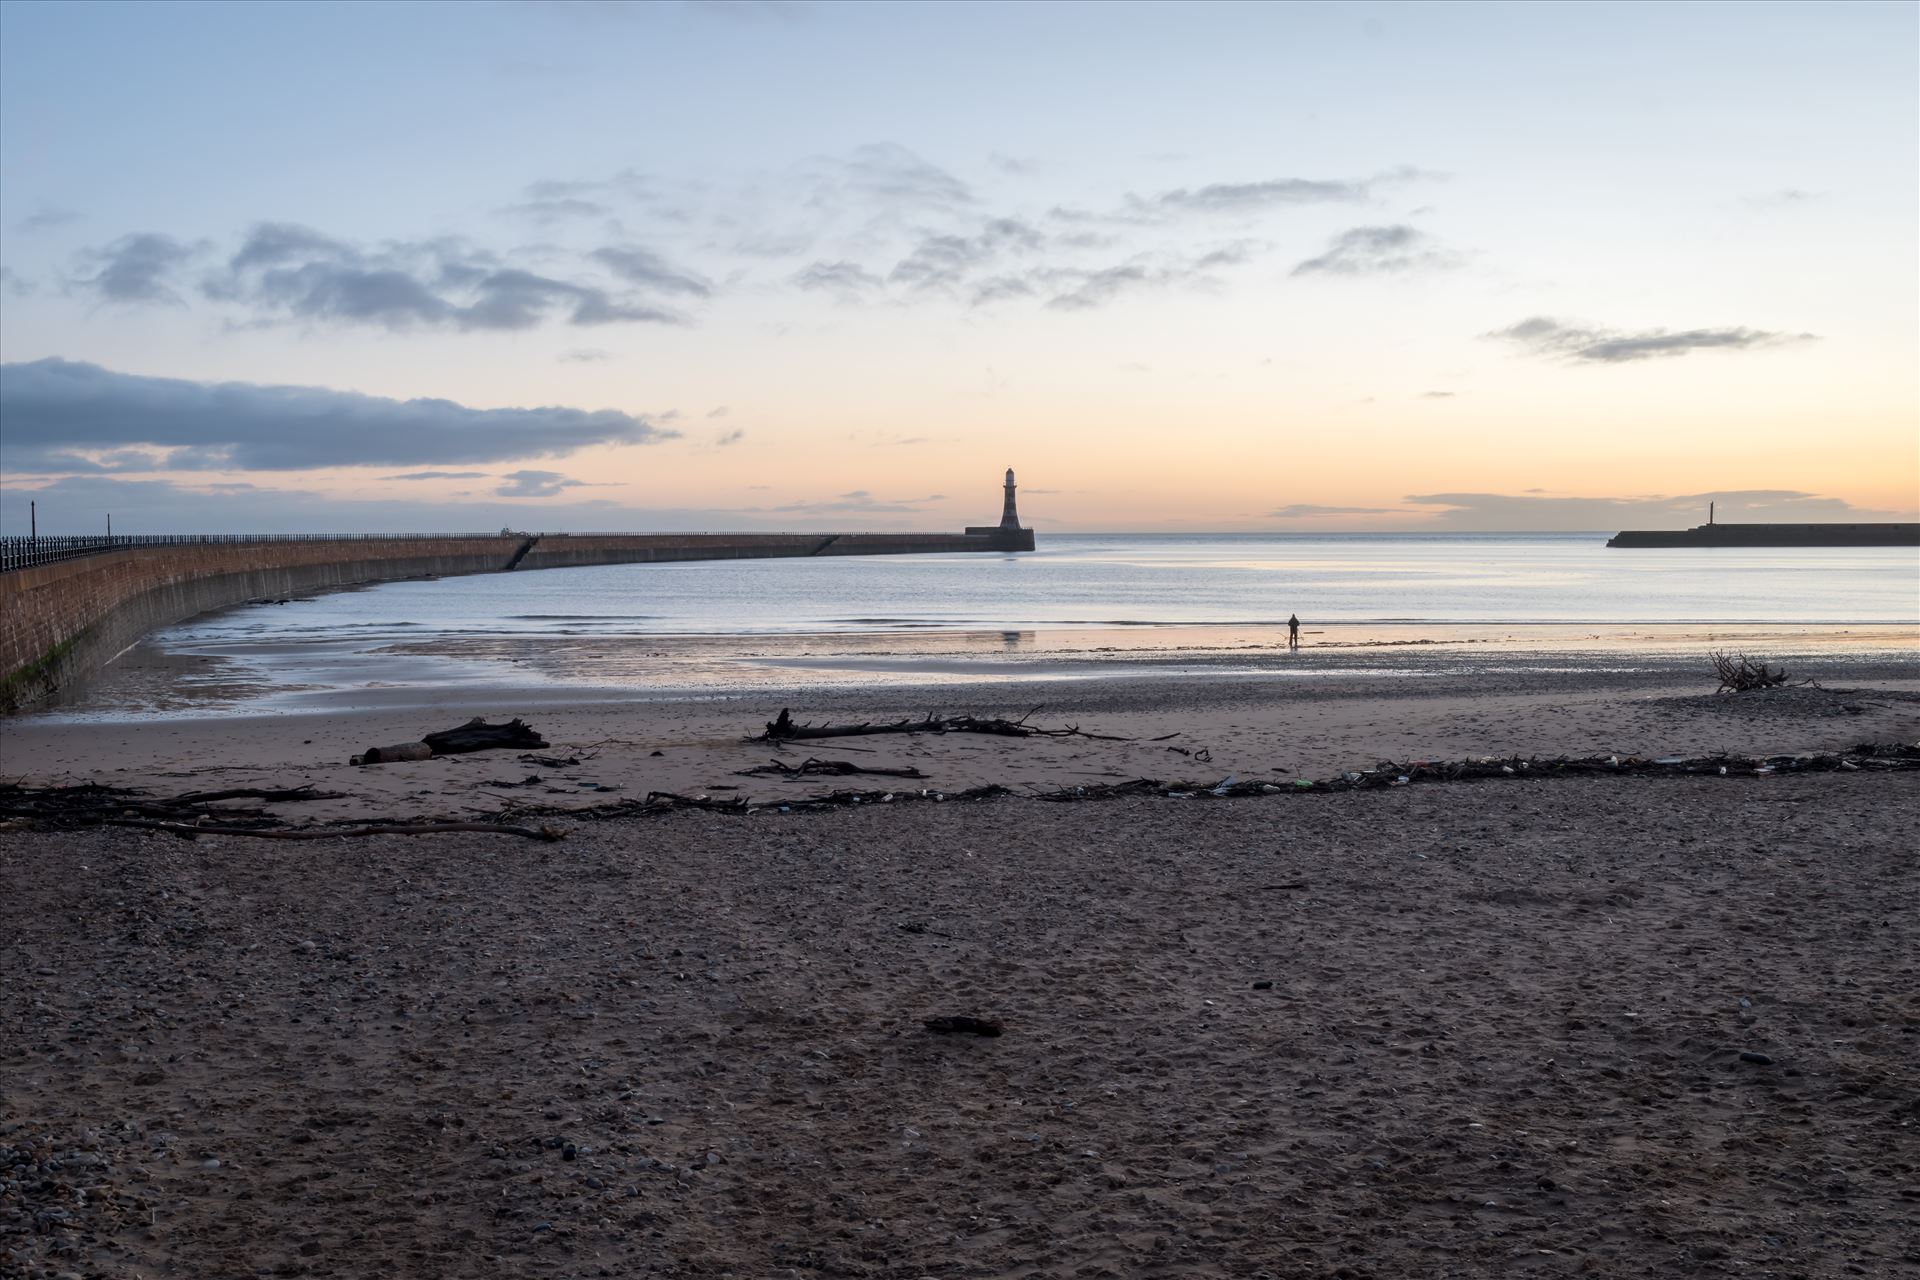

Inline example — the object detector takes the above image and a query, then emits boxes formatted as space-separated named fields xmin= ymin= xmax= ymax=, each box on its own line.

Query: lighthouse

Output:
xmin=966 ymin=467 xmax=1035 ymax=550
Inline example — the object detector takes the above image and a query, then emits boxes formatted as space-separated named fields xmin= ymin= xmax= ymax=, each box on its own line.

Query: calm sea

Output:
xmin=168 ymin=533 xmax=1917 ymax=647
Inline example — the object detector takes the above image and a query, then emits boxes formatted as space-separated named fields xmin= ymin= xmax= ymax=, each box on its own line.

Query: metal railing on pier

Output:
xmin=0 ymin=533 xmax=506 ymax=574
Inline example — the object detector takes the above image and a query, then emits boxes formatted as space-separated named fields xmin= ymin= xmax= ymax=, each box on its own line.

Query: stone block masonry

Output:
xmin=1 ymin=530 xmax=1029 ymax=710
xmin=0 ymin=537 xmax=522 ymax=712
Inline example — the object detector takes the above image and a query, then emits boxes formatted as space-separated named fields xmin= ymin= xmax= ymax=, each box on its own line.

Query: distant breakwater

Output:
xmin=0 ymin=529 xmax=1033 ymax=711
xmin=1607 ymin=522 xmax=1920 ymax=548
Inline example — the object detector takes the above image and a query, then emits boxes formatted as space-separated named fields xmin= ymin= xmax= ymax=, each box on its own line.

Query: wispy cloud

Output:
xmin=790 ymin=259 xmax=884 ymax=296
xmin=1404 ymin=489 xmax=1900 ymax=530
xmin=1486 ymin=316 xmax=1817 ymax=364
xmin=1270 ymin=503 xmax=1399 ymax=517
xmin=1052 ymin=166 xmax=1434 ymax=224
xmin=1292 ymin=224 xmax=1458 ymax=275
xmin=589 ymin=244 xmax=712 ymax=296
xmin=496 ymin=469 xmax=589 ymax=497
xmin=767 ymin=490 xmax=944 ymax=514
xmin=889 ymin=218 xmax=1044 ymax=293
xmin=1743 ymin=187 xmax=1820 ymax=210
xmin=832 ymin=142 xmax=974 ymax=210
xmin=76 ymin=233 xmax=200 ymax=305
xmin=715 ymin=428 xmax=746 ymax=447
xmin=385 ymin=470 xmax=490 ymax=481
xmin=17 ymin=204 xmax=80 ymax=233
xmin=82 ymin=221 xmax=712 ymax=332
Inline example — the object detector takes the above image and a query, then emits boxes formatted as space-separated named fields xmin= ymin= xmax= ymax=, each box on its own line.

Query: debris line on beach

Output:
xmin=490 ymin=743 xmax=1920 ymax=823
xmin=0 ymin=781 xmax=562 ymax=841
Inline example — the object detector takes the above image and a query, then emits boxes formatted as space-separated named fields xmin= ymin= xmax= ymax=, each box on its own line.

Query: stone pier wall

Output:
xmin=0 ymin=538 xmax=521 ymax=711
xmin=0 ymin=530 xmax=1026 ymax=710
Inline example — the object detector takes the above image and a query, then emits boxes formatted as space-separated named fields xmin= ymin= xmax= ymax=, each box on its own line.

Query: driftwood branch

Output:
xmin=100 ymin=818 xmax=565 ymax=842
xmin=163 ymin=785 xmax=341 ymax=806
xmin=735 ymin=757 xmax=928 ymax=780
xmin=1710 ymin=651 xmax=1797 ymax=693
xmin=757 ymin=707 xmax=1128 ymax=743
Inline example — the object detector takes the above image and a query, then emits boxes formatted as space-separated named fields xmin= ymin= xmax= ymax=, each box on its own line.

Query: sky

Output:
xmin=1 ymin=0 xmax=1915 ymax=534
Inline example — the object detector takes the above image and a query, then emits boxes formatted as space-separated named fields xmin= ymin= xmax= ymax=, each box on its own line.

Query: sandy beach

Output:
xmin=4 ymin=632 xmax=1919 ymax=1278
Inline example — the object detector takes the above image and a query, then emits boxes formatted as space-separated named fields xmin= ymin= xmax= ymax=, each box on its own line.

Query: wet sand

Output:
xmin=4 ymin=639 xmax=1918 ymax=822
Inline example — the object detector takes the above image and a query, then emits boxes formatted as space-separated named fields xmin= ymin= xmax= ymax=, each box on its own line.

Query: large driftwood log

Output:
xmin=355 ymin=743 xmax=433 ymax=765
xmin=420 ymin=718 xmax=549 ymax=754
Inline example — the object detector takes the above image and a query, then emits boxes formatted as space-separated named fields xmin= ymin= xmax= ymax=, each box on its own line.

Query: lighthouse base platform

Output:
xmin=965 ymin=526 xmax=1037 ymax=551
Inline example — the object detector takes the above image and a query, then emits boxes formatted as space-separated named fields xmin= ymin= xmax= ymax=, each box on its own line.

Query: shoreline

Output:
xmin=6 ymin=644 xmax=1916 ymax=825
xmin=19 ymin=620 xmax=1920 ymax=724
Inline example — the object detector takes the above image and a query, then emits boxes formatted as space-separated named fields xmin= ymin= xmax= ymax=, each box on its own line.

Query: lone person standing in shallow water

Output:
xmin=1287 ymin=613 xmax=1301 ymax=650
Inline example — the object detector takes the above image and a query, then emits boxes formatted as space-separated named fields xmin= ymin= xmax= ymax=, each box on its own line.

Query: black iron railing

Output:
xmin=0 ymin=533 xmax=509 ymax=574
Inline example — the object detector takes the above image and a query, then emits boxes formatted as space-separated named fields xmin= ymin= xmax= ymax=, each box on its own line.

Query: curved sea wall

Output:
xmin=0 ymin=537 xmax=522 ymax=712
xmin=517 ymin=530 xmax=1021 ymax=570
xmin=0 ymin=529 xmax=1030 ymax=711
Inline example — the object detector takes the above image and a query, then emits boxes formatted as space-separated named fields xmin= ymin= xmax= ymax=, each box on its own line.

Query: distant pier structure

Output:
xmin=967 ymin=468 xmax=1036 ymax=551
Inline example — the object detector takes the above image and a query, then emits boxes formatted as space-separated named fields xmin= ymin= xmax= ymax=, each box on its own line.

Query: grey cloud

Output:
xmin=17 ymin=205 xmax=80 ymax=232
xmin=767 ymin=490 xmax=942 ymax=514
xmin=385 ymin=470 xmax=489 ymax=481
xmin=0 ymin=358 xmax=676 ymax=472
xmin=500 ymin=197 xmax=612 ymax=223
xmin=0 ymin=267 xmax=35 ymax=297
xmin=1049 ymin=167 xmax=1431 ymax=226
xmin=519 ymin=170 xmax=653 ymax=204
xmin=715 ymin=428 xmax=745 ymax=447
xmin=989 ymin=152 xmax=1038 ymax=176
xmin=1418 ymin=390 xmax=1456 ymax=399
xmin=463 ymin=267 xmax=677 ymax=329
xmin=1487 ymin=316 xmax=1817 ymax=364
xmin=969 ymin=276 xmax=1036 ymax=305
xmin=195 ymin=221 xmax=695 ymax=331
xmin=1146 ymin=177 xmax=1371 ymax=214
xmin=1293 ymin=224 xmax=1457 ymax=275
xmin=791 ymin=259 xmax=883 ymax=295
xmin=835 ymin=143 xmax=973 ymax=210
xmin=1744 ymin=188 xmax=1818 ymax=209
xmin=731 ymin=231 xmax=814 ymax=257
xmin=706 ymin=405 xmax=730 ymax=418
xmin=560 ymin=348 xmax=612 ymax=363
xmin=889 ymin=218 xmax=1043 ymax=292
xmin=77 ymin=233 xmax=199 ymax=305
xmin=962 ymin=243 xmax=1254 ymax=312
xmin=496 ymin=469 xmax=587 ymax=498
xmin=1270 ymin=503 xmax=1398 ymax=517
xmin=589 ymin=245 xmax=711 ymax=296
xmin=1404 ymin=489 xmax=1900 ymax=531
xmin=1045 ymin=263 xmax=1163 ymax=310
